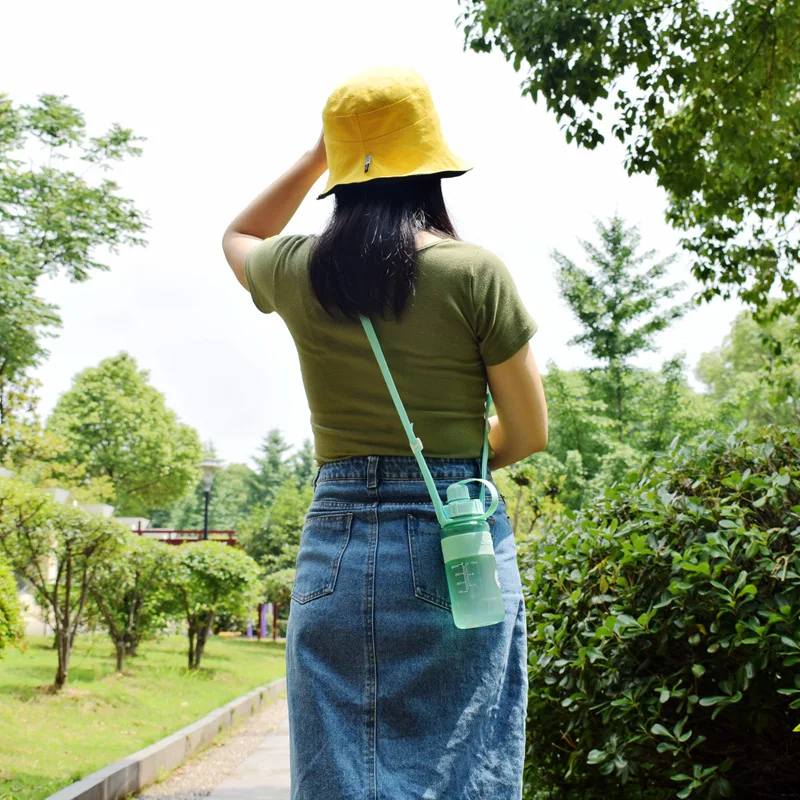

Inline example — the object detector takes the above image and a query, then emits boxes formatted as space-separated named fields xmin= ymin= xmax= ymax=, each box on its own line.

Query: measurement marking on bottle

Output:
xmin=453 ymin=560 xmax=480 ymax=594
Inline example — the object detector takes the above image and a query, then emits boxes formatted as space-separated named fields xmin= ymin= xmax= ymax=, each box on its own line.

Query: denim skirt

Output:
xmin=285 ymin=455 xmax=528 ymax=800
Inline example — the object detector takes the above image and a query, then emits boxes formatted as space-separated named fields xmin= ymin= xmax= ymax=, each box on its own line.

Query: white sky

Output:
xmin=3 ymin=0 xmax=743 ymax=468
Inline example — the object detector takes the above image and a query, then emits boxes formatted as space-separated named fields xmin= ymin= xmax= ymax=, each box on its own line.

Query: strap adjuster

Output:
xmin=411 ymin=437 xmax=424 ymax=453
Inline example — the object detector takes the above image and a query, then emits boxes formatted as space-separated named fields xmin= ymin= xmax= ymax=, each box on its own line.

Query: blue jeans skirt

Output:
xmin=285 ymin=455 xmax=528 ymax=800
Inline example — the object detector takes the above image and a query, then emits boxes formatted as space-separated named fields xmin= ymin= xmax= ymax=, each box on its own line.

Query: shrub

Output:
xmin=169 ymin=541 xmax=261 ymax=669
xmin=521 ymin=425 xmax=800 ymax=800
xmin=263 ymin=567 xmax=294 ymax=609
xmin=90 ymin=533 xmax=177 ymax=670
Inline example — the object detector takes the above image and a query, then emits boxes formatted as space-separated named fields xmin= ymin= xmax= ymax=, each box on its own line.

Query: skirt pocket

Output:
xmin=291 ymin=511 xmax=353 ymax=604
xmin=407 ymin=512 xmax=497 ymax=611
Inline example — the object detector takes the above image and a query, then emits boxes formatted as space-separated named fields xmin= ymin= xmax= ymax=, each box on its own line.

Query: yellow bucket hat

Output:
xmin=317 ymin=66 xmax=472 ymax=200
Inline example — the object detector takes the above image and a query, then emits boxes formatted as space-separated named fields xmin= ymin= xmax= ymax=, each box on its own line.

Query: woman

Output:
xmin=222 ymin=66 xmax=548 ymax=800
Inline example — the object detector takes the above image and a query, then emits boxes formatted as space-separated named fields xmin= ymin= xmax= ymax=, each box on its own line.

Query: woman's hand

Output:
xmin=307 ymin=128 xmax=328 ymax=173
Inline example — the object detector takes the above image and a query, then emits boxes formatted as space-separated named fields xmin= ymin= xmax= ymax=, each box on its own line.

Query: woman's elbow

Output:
xmin=526 ymin=430 xmax=548 ymax=455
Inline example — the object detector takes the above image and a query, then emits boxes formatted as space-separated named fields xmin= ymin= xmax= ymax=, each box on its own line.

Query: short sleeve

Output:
xmin=471 ymin=248 xmax=538 ymax=366
xmin=244 ymin=236 xmax=282 ymax=314
xmin=244 ymin=234 xmax=313 ymax=315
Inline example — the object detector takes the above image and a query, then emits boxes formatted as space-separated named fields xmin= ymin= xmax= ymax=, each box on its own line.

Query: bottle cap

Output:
xmin=445 ymin=483 xmax=484 ymax=519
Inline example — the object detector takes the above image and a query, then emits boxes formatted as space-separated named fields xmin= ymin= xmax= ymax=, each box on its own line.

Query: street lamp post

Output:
xmin=198 ymin=458 xmax=222 ymax=541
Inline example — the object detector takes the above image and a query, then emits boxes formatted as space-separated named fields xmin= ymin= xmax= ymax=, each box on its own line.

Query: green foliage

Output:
xmin=521 ymin=425 xmax=800 ymax=799
xmin=494 ymin=452 xmax=569 ymax=539
xmin=554 ymin=216 xmax=690 ymax=442
xmin=288 ymin=438 xmax=316 ymax=489
xmin=0 ymin=551 xmax=24 ymax=657
xmin=0 ymin=477 xmax=128 ymax=686
xmin=0 ymin=248 xmax=60 ymax=412
xmin=263 ymin=567 xmax=295 ymax=609
xmin=541 ymin=365 xmax=614 ymax=481
xmin=248 ymin=428 xmax=294 ymax=507
xmin=540 ymin=360 xmax=714 ymax=509
xmin=149 ymin=461 xmax=256 ymax=530
xmin=239 ymin=476 xmax=314 ymax=573
xmin=696 ymin=306 xmax=800 ymax=430
xmin=0 ymin=93 xmax=148 ymax=455
xmin=170 ymin=541 xmax=261 ymax=669
xmin=45 ymin=352 xmax=203 ymax=515
xmin=457 ymin=0 xmax=800 ymax=313
xmin=0 ymin=92 xmax=149 ymax=284
xmin=90 ymin=534 xmax=177 ymax=670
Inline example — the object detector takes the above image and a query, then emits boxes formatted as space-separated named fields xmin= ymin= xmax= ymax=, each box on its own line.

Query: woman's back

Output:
xmin=245 ymin=233 xmax=539 ymax=465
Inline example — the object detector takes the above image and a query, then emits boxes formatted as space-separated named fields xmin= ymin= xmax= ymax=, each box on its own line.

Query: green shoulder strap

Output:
xmin=360 ymin=315 xmax=490 ymax=527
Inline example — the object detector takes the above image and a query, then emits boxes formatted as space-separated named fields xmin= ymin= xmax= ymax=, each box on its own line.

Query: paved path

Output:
xmin=137 ymin=695 xmax=290 ymax=800
xmin=207 ymin=714 xmax=290 ymax=800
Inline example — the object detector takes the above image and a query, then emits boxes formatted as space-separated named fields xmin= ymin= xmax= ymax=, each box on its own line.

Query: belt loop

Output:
xmin=366 ymin=455 xmax=379 ymax=490
xmin=312 ymin=466 xmax=321 ymax=489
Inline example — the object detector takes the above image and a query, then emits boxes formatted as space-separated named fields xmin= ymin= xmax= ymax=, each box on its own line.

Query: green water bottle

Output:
xmin=440 ymin=478 xmax=505 ymax=629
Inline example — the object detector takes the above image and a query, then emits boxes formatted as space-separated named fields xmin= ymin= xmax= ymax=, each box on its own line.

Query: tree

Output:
xmin=288 ymin=438 xmax=316 ymax=489
xmin=249 ymin=429 xmax=293 ymax=507
xmin=0 ymin=551 xmax=24 ymax=658
xmin=239 ymin=477 xmax=314 ymax=574
xmin=553 ymin=215 xmax=689 ymax=441
xmin=0 ymin=478 xmax=127 ymax=687
xmin=262 ymin=567 xmax=295 ymax=638
xmin=46 ymin=352 xmax=203 ymax=515
xmin=0 ymin=93 xmax=148 ymax=284
xmin=90 ymin=534 xmax=176 ymax=671
xmin=542 ymin=364 xmax=614 ymax=480
xmin=457 ymin=0 xmax=800 ymax=313
xmin=532 ymin=358 xmax=715 ymax=509
xmin=170 ymin=541 xmax=261 ymax=670
xmin=0 ymin=251 xmax=60 ymax=444
xmin=0 ymin=92 xmax=148 ymax=434
xmin=696 ymin=305 xmax=800 ymax=429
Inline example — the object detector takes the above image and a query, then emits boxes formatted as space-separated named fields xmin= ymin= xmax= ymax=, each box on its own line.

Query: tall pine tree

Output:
xmin=553 ymin=215 xmax=690 ymax=441
xmin=249 ymin=428 xmax=293 ymax=506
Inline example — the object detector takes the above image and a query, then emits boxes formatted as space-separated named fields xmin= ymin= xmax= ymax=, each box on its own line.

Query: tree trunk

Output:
xmin=193 ymin=611 xmax=214 ymax=669
xmin=115 ymin=641 xmax=125 ymax=672
xmin=54 ymin=627 xmax=71 ymax=689
xmin=187 ymin=622 xmax=196 ymax=670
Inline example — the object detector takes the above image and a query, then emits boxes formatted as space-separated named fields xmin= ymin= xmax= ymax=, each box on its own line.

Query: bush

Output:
xmin=521 ymin=425 xmax=800 ymax=800
xmin=169 ymin=541 xmax=261 ymax=669
xmin=263 ymin=567 xmax=295 ymax=609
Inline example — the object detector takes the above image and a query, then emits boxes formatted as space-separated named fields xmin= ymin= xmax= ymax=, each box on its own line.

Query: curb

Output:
xmin=45 ymin=676 xmax=287 ymax=800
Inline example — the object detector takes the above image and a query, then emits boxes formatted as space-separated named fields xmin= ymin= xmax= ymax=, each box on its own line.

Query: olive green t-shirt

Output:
xmin=244 ymin=235 xmax=538 ymax=468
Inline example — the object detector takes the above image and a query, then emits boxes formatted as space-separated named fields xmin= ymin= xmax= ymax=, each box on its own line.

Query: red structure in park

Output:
xmin=131 ymin=521 xmax=238 ymax=547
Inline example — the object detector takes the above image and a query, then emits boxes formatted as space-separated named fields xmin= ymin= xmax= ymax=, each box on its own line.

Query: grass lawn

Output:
xmin=0 ymin=634 xmax=286 ymax=800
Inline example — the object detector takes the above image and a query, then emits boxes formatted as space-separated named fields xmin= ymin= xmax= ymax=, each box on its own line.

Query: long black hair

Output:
xmin=308 ymin=176 xmax=461 ymax=323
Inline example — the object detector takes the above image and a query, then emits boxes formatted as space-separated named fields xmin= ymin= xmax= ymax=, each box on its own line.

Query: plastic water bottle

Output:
xmin=440 ymin=481 xmax=505 ymax=629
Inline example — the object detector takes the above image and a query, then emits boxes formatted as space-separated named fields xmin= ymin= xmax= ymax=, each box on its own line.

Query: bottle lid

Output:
xmin=445 ymin=483 xmax=484 ymax=520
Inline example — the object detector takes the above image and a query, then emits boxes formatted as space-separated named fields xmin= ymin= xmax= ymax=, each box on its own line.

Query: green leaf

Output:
xmin=699 ymin=696 xmax=726 ymax=707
